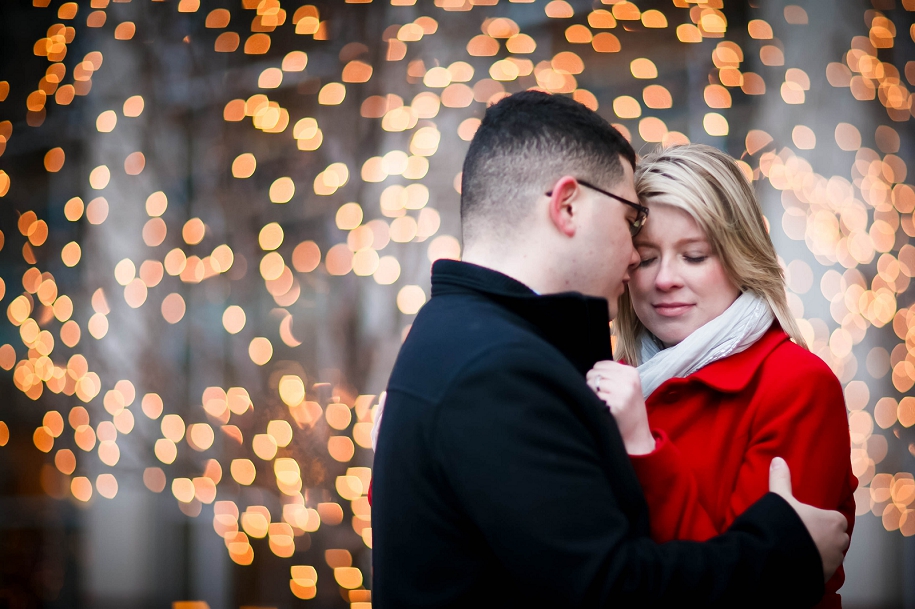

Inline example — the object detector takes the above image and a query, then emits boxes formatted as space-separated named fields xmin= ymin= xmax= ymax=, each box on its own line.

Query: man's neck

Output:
xmin=461 ymin=243 xmax=558 ymax=296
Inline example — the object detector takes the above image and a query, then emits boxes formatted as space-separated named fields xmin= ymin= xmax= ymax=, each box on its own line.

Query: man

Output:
xmin=372 ymin=91 xmax=848 ymax=608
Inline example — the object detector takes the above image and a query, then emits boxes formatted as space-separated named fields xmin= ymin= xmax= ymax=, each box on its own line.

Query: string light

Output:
xmin=1 ymin=3 xmax=913 ymax=607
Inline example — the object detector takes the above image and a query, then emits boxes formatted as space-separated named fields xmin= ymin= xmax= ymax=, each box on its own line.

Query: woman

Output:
xmin=587 ymin=144 xmax=856 ymax=608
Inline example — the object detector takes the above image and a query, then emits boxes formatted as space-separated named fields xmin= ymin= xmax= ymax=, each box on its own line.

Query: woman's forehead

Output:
xmin=635 ymin=204 xmax=707 ymax=245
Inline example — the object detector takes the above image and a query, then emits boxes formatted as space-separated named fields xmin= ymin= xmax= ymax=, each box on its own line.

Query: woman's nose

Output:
xmin=654 ymin=258 xmax=682 ymax=291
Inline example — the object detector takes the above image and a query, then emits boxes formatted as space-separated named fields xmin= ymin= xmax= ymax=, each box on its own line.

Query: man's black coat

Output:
xmin=372 ymin=260 xmax=823 ymax=608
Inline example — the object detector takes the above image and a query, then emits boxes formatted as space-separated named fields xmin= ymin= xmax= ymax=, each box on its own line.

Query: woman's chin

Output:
xmin=646 ymin=323 xmax=691 ymax=348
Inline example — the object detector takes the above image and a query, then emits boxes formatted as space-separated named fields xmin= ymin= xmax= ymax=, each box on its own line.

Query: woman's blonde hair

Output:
xmin=614 ymin=143 xmax=806 ymax=365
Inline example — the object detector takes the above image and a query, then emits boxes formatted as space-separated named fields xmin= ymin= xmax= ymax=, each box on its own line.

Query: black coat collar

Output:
xmin=431 ymin=260 xmax=613 ymax=374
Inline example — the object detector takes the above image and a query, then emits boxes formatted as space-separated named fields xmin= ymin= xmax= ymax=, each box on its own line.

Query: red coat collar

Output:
xmin=679 ymin=324 xmax=789 ymax=393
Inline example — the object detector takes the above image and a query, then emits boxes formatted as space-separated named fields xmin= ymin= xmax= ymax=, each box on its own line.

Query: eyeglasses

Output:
xmin=546 ymin=178 xmax=649 ymax=237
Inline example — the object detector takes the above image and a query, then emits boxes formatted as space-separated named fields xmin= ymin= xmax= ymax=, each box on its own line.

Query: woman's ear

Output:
xmin=547 ymin=175 xmax=580 ymax=238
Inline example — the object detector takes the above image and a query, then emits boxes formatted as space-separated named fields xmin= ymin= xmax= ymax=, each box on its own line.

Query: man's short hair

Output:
xmin=461 ymin=91 xmax=636 ymax=243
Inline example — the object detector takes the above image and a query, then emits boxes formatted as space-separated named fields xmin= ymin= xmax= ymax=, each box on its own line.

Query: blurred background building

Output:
xmin=0 ymin=0 xmax=912 ymax=607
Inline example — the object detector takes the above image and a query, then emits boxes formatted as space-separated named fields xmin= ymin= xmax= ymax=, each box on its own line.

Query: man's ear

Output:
xmin=547 ymin=176 xmax=580 ymax=238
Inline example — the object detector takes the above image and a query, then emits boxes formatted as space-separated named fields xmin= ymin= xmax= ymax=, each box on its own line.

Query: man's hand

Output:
xmin=768 ymin=457 xmax=849 ymax=582
xmin=586 ymin=360 xmax=655 ymax=455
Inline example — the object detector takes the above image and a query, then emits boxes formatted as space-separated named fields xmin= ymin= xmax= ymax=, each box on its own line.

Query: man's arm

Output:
xmin=435 ymin=345 xmax=831 ymax=608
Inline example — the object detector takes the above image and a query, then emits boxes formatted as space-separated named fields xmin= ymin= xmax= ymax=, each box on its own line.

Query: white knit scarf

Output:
xmin=636 ymin=291 xmax=774 ymax=398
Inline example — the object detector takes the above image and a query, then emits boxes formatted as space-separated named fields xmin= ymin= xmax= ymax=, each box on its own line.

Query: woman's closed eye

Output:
xmin=636 ymin=253 xmax=708 ymax=267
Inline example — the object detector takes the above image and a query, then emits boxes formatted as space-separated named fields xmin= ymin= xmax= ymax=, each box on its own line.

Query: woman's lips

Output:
xmin=652 ymin=303 xmax=694 ymax=317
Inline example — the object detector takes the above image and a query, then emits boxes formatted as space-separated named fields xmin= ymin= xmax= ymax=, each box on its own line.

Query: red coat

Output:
xmin=630 ymin=326 xmax=857 ymax=608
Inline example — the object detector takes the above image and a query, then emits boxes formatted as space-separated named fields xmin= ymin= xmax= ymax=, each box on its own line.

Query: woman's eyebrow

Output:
xmin=675 ymin=237 xmax=709 ymax=246
xmin=634 ymin=236 xmax=707 ymax=248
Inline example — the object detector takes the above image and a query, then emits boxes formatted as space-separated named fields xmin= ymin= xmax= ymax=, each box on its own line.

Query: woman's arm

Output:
xmin=590 ymin=353 xmax=855 ymax=547
xmin=720 ymin=357 xmax=856 ymax=529
xmin=589 ymin=360 xmax=718 ymax=541
xmin=709 ymin=353 xmax=857 ymax=601
xmin=628 ymin=430 xmax=721 ymax=542
xmin=586 ymin=360 xmax=655 ymax=455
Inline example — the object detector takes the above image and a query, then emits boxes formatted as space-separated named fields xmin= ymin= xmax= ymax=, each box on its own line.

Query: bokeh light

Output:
xmin=0 ymin=2 xmax=913 ymax=608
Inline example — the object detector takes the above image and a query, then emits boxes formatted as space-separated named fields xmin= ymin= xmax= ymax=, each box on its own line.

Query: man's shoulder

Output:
xmin=399 ymin=290 xmax=550 ymax=358
xmin=387 ymin=292 xmax=568 ymax=403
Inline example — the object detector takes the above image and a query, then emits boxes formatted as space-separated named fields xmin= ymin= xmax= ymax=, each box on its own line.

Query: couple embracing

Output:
xmin=371 ymin=92 xmax=855 ymax=608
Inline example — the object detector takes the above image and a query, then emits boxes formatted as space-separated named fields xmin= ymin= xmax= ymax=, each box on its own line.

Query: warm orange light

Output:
xmin=248 ymin=337 xmax=273 ymax=366
xmin=232 ymin=153 xmax=256 ymax=178
xmin=244 ymin=33 xmax=271 ymax=54
xmin=565 ymin=25 xmax=592 ymax=44
xmin=161 ymin=414 xmax=186 ymax=442
xmin=836 ymin=122 xmax=862 ymax=151
xmin=741 ymin=73 xmax=766 ymax=95
xmin=44 ymin=147 xmax=65 ymax=172
xmin=187 ymin=424 xmax=214 ymax=451
xmin=545 ymin=0 xmax=573 ymax=18
xmin=334 ymin=567 xmax=364 ymax=589
xmin=55 ymin=449 xmax=76 ymax=474
xmin=327 ymin=436 xmax=355 ymax=463
xmin=220 ymin=306 xmax=245 ymax=334
xmin=613 ymin=96 xmax=641 ymax=119
xmin=269 ymin=177 xmax=295 ymax=203
xmin=342 ymin=60 xmax=373 ymax=83
xmin=643 ymin=85 xmax=672 ymax=109
xmin=282 ymin=51 xmax=307 ymax=72
xmin=792 ymin=125 xmax=817 ymax=150
xmin=317 ymin=502 xmax=344 ymax=525
xmin=138 ymin=394 xmax=163 ymax=421
xmin=154 ymin=439 xmax=177 ymax=464
xmin=183 ymin=218 xmax=206 ymax=245
xmin=704 ymin=84 xmax=732 ymax=108
xmin=760 ymin=45 xmax=785 ymax=66
xmin=589 ymin=9 xmax=616 ymax=28
xmin=318 ymin=83 xmax=346 ymax=105
xmin=71 ymin=477 xmax=93 ymax=502
xmin=74 ymin=425 xmax=96 ymax=452
xmin=505 ymin=34 xmax=535 ymax=54
xmin=630 ymin=58 xmax=658 ymax=79
xmin=161 ymin=293 xmax=186 ymax=324
xmin=467 ymin=35 xmax=499 ymax=57
xmin=96 ymin=110 xmax=117 ymax=133
xmin=89 ymin=165 xmax=110 ymax=189
xmin=641 ymin=9 xmax=667 ymax=28
xmin=231 ymin=459 xmax=256 ymax=485
xmin=703 ymin=113 xmax=729 ymax=137
xmin=124 ymin=152 xmax=145 ymax=175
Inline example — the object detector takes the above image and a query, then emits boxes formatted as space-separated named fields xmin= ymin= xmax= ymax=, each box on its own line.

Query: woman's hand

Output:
xmin=586 ymin=361 xmax=656 ymax=455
